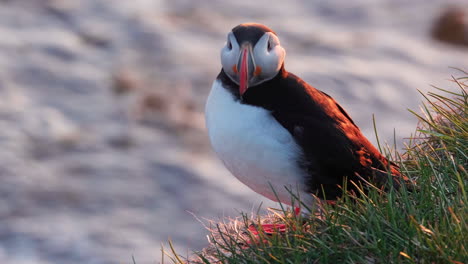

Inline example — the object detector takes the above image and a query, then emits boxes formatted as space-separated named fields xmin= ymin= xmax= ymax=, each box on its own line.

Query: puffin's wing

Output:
xmin=318 ymin=90 xmax=357 ymax=127
xmin=317 ymin=91 xmax=403 ymax=181
xmin=271 ymin=76 xmax=401 ymax=196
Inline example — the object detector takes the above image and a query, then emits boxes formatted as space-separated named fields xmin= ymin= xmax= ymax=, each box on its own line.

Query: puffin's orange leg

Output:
xmin=247 ymin=206 xmax=301 ymax=238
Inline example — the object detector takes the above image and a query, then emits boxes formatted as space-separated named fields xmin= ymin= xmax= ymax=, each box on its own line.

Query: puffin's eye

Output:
xmin=227 ymin=39 xmax=232 ymax=50
xmin=267 ymin=38 xmax=273 ymax=51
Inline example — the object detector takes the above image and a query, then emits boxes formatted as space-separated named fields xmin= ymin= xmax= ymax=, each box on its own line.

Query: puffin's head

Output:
xmin=221 ymin=23 xmax=286 ymax=96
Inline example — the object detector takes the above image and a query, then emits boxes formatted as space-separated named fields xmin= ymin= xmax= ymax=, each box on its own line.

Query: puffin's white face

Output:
xmin=221 ymin=28 xmax=285 ymax=95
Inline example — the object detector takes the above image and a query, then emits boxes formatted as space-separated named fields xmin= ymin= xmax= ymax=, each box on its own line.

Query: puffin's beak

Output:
xmin=238 ymin=44 xmax=255 ymax=96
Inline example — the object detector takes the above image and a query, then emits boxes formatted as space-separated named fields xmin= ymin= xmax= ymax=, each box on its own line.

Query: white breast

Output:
xmin=205 ymin=80 xmax=314 ymax=207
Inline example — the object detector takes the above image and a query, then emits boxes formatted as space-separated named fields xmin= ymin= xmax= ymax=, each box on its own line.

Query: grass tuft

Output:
xmin=174 ymin=73 xmax=467 ymax=264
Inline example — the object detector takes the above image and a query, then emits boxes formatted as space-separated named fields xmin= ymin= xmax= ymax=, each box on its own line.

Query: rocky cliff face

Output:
xmin=0 ymin=0 xmax=466 ymax=263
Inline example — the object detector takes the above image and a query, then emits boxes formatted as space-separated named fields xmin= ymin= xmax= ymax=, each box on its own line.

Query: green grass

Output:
xmin=167 ymin=73 xmax=467 ymax=264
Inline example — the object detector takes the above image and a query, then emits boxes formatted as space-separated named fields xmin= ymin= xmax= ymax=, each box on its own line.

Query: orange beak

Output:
xmin=239 ymin=46 xmax=249 ymax=96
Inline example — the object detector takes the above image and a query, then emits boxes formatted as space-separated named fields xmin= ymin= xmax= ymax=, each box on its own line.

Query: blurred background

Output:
xmin=0 ymin=0 xmax=466 ymax=263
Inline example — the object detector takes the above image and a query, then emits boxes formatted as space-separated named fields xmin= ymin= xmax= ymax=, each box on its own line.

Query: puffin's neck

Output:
xmin=217 ymin=64 xmax=288 ymax=110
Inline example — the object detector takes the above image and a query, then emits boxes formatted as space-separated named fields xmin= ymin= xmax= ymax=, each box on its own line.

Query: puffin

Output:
xmin=205 ymin=23 xmax=404 ymax=211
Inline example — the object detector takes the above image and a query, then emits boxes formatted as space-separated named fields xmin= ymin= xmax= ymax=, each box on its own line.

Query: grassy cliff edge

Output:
xmin=169 ymin=73 xmax=467 ymax=264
